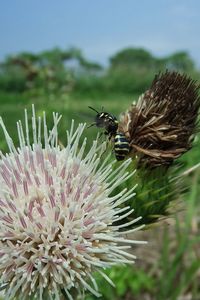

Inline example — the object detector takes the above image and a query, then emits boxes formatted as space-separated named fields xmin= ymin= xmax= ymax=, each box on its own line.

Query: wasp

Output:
xmin=88 ymin=106 xmax=130 ymax=161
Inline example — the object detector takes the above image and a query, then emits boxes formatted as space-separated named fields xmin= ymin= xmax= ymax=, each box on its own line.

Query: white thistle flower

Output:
xmin=0 ymin=106 xmax=146 ymax=300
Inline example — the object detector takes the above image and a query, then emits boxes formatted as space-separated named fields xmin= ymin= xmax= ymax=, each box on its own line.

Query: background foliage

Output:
xmin=0 ymin=47 xmax=200 ymax=300
xmin=0 ymin=47 xmax=199 ymax=96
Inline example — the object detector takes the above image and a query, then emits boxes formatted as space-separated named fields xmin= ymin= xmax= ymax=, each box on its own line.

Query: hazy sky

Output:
xmin=0 ymin=0 xmax=200 ymax=65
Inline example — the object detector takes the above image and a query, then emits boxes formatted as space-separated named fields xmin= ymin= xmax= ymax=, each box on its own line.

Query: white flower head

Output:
xmin=0 ymin=106 xmax=146 ymax=300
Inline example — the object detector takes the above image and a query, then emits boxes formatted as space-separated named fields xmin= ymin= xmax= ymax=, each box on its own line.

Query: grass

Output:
xmin=0 ymin=91 xmax=138 ymax=151
xmin=0 ymin=90 xmax=199 ymax=300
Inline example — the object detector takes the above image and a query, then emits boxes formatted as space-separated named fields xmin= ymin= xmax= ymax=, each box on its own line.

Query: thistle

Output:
xmin=0 ymin=106 xmax=146 ymax=300
xmin=119 ymin=71 xmax=200 ymax=167
xmin=115 ymin=71 xmax=200 ymax=226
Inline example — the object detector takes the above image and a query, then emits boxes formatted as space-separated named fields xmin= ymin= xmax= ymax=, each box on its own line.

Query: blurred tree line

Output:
xmin=0 ymin=47 xmax=199 ymax=95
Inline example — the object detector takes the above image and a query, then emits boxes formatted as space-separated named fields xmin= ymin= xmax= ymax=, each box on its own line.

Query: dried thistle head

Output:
xmin=119 ymin=71 xmax=200 ymax=167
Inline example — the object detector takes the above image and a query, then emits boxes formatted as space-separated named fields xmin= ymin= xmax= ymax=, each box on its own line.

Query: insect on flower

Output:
xmin=88 ymin=106 xmax=130 ymax=161
xmin=89 ymin=71 xmax=200 ymax=167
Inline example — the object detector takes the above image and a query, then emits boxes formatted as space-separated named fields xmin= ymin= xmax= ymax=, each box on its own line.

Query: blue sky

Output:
xmin=0 ymin=0 xmax=200 ymax=65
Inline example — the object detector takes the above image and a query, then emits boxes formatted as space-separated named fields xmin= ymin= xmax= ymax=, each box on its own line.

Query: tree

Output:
xmin=107 ymin=48 xmax=157 ymax=93
xmin=110 ymin=48 xmax=156 ymax=69
xmin=164 ymin=51 xmax=195 ymax=72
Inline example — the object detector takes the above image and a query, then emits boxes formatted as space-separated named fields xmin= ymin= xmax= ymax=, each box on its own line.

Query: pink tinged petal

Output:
xmin=23 ymin=148 xmax=29 ymax=162
xmin=2 ymin=215 xmax=13 ymax=224
xmin=28 ymin=200 xmax=34 ymax=213
xmin=48 ymin=175 xmax=53 ymax=186
xmin=35 ymin=196 xmax=42 ymax=205
xmin=66 ymin=171 xmax=72 ymax=181
xmin=1 ymin=170 xmax=11 ymax=188
xmin=2 ymin=158 xmax=12 ymax=172
xmin=85 ymin=203 xmax=94 ymax=213
xmin=69 ymin=210 xmax=74 ymax=220
xmin=39 ymin=150 xmax=45 ymax=172
xmin=0 ymin=252 xmax=5 ymax=257
xmin=52 ymin=152 xmax=57 ymax=168
xmin=29 ymin=151 xmax=36 ymax=173
xmin=75 ymin=188 xmax=81 ymax=201
xmin=60 ymin=191 xmax=66 ymax=206
xmin=82 ymin=231 xmax=93 ymax=239
xmin=76 ymin=244 xmax=86 ymax=251
xmin=27 ymin=201 xmax=34 ymax=221
xmin=36 ymin=148 xmax=40 ymax=165
xmin=34 ymin=175 xmax=40 ymax=187
xmin=0 ymin=198 xmax=8 ymax=208
xmin=4 ymin=231 xmax=15 ymax=238
xmin=19 ymin=214 xmax=27 ymax=229
xmin=54 ymin=207 xmax=60 ymax=222
xmin=47 ymin=151 xmax=53 ymax=166
xmin=1 ymin=163 xmax=11 ymax=177
xmin=44 ymin=169 xmax=49 ymax=185
xmin=72 ymin=163 xmax=79 ymax=176
xmin=23 ymin=179 xmax=29 ymax=196
xmin=49 ymin=194 xmax=56 ymax=208
xmin=50 ymin=187 xmax=55 ymax=197
xmin=60 ymin=166 xmax=66 ymax=179
xmin=83 ymin=188 xmax=91 ymax=199
xmin=7 ymin=200 xmax=17 ymax=212
xmin=66 ymin=182 xmax=72 ymax=195
xmin=27 ymin=212 xmax=33 ymax=222
xmin=48 ymin=152 xmax=57 ymax=168
xmin=14 ymin=155 xmax=23 ymax=173
xmin=80 ymin=175 xmax=87 ymax=185
xmin=36 ymin=222 xmax=43 ymax=230
xmin=25 ymin=169 xmax=32 ymax=185
xmin=11 ymin=179 xmax=18 ymax=198
xmin=88 ymin=184 xmax=97 ymax=195
xmin=37 ymin=206 xmax=45 ymax=217
xmin=84 ymin=218 xmax=94 ymax=226
xmin=13 ymin=169 xmax=22 ymax=184
xmin=36 ymin=148 xmax=45 ymax=172
xmin=64 ymin=240 xmax=71 ymax=246
xmin=26 ymin=263 xmax=34 ymax=275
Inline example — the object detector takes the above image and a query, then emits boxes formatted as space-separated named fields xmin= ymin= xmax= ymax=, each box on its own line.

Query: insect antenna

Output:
xmin=88 ymin=106 xmax=99 ymax=114
xmin=88 ymin=106 xmax=102 ymax=128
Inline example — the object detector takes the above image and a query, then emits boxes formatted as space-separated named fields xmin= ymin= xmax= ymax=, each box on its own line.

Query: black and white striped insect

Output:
xmin=88 ymin=106 xmax=130 ymax=161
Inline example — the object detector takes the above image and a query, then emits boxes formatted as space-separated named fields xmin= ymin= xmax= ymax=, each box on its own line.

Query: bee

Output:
xmin=88 ymin=106 xmax=130 ymax=161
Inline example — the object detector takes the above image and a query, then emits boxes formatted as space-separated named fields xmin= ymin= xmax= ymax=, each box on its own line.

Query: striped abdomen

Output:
xmin=114 ymin=132 xmax=130 ymax=161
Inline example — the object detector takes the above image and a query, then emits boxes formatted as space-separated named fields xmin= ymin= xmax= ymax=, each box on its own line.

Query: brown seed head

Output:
xmin=119 ymin=71 xmax=200 ymax=167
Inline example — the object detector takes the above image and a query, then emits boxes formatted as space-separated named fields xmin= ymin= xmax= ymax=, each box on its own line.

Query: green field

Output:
xmin=0 ymin=91 xmax=140 ymax=151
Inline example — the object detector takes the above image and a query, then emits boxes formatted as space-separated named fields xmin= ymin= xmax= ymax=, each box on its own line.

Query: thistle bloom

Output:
xmin=0 ymin=106 xmax=145 ymax=300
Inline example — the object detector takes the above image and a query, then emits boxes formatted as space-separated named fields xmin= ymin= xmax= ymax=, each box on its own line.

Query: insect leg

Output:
xmin=87 ymin=123 xmax=96 ymax=129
